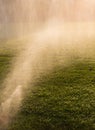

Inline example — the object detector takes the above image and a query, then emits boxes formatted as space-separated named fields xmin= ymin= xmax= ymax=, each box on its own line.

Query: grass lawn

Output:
xmin=0 ymin=53 xmax=13 ymax=85
xmin=0 ymin=48 xmax=95 ymax=130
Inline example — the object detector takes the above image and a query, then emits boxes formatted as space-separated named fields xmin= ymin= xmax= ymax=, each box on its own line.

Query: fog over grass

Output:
xmin=0 ymin=21 xmax=95 ymax=129
xmin=0 ymin=0 xmax=95 ymax=129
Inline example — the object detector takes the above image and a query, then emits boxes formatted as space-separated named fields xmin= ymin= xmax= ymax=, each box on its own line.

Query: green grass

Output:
xmin=0 ymin=53 xmax=13 ymax=104
xmin=0 ymin=54 xmax=13 ymax=84
xmin=8 ymin=59 xmax=95 ymax=130
xmin=1 ymin=50 xmax=95 ymax=130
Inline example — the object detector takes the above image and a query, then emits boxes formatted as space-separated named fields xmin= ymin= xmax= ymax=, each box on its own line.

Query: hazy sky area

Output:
xmin=0 ymin=0 xmax=95 ymax=39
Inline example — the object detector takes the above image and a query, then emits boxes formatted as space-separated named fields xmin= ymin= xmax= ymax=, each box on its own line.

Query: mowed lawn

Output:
xmin=0 ymin=53 xmax=13 ymax=85
xmin=0 ymin=50 xmax=95 ymax=130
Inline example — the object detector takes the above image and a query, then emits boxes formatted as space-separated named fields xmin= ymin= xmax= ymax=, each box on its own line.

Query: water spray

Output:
xmin=0 ymin=0 xmax=95 ymax=129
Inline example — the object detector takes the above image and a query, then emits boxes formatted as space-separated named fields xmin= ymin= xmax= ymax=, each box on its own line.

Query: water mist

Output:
xmin=0 ymin=0 xmax=95 ymax=129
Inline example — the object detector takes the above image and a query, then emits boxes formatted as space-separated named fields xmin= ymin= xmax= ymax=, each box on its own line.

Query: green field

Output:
xmin=0 ymin=46 xmax=95 ymax=130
